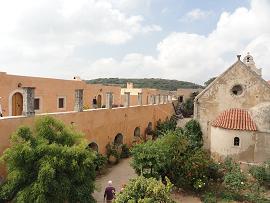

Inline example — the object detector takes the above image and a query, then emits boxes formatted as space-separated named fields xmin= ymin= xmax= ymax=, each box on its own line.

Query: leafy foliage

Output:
xmin=0 ymin=116 xmax=96 ymax=203
xmin=131 ymin=140 xmax=168 ymax=178
xmin=183 ymin=119 xmax=203 ymax=149
xmin=131 ymin=127 xmax=211 ymax=191
xmin=120 ymin=144 xmax=131 ymax=158
xmin=93 ymin=152 xmax=107 ymax=173
xmin=114 ymin=176 xmax=175 ymax=203
xmin=85 ymin=78 xmax=203 ymax=91
xmin=181 ymin=92 xmax=199 ymax=117
xmin=155 ymin=117 xmax=177 ymax=137
xmin=106 ymin=143 xmax=121 ymax=161
xmin=249 ymin=160 xmax=270 ymax=187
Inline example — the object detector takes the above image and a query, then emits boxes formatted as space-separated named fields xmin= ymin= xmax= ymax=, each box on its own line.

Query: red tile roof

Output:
xmin=212 ymin=108 xmax=257 ymax=131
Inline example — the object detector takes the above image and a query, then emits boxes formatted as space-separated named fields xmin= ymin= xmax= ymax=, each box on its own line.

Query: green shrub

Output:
xmin=183 ymin=119 xmax=203 ymax=149
xmin=131 ymin=140 xmax=168 ymax=178
xmin=106 ymin=143 xmax=121 ymax=163
xmin=155 ymin=117 xmax=177 ymax=137
xmin=114 ymin=176 xmax=175 ymax=203
xmin=202 ymin=192 xmax=217 ymax=203
xmin=93 ymin=152 xmax=107 ymax=172
xmin=0 ymin=116 xmax=96 ymax=203
xmin=120 ymin=144 xmax=130 ymax=158
xmin=249 ymin=160 xmax=270 ymax=187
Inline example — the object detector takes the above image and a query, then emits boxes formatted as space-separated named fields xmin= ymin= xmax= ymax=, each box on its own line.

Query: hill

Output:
xmin=85 ymin=78 xmax=203 ymax=91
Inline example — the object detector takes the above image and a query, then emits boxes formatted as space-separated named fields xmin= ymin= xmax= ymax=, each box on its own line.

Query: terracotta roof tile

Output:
xmin=212 ymin=108 xmax=257 ymax=131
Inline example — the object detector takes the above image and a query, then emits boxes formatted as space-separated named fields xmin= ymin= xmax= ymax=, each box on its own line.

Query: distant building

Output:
xmin=120 ymin=82 xmax=173 ymax=106
xmin=194 ymin=53 xmax=270 ymax=163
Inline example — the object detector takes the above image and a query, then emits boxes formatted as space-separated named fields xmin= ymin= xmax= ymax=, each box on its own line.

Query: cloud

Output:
xmin=180 ymin=8 xmax=212 ymax=22
xmin=85 ymin=0 xmax=270 ymax=84
xmin=0 ymin=0 xmax=160 ymax=74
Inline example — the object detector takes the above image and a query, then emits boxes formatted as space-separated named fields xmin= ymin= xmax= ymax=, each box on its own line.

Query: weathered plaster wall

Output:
xmin=195 ymin=61 xmax=270 ymax=149
xmin=211 ymin=127 xmax=256 ymax=162
xmin=0 ymin=103 xmax=174 ymax=176
xmin=211 ymin=127 xmax=270 ymax=163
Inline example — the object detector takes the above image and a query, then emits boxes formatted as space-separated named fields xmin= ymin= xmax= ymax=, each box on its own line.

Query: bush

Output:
xmin=114 ymin=176 xmax=175 ymax=203
xmin=202 ymin=192 xmax=217 ymax=203
xmin=131 ymin=129 xmax=211 ymax=191
xmin=155 ymin=117 xmax=177 ymax=137
xmin=249 ymin=160 xmax=270 ymax=187
xmin=93 ymin=152 xmax=107 ymax=173
xmin=131 ymin=140 xmax=168 ymax=178
xmin=183 ymin=119 xmax=203 ymax=149
xmin=120 ymin=144 xmax=130 ymax=158
xmin=105 ymin=143 xmax=121 ymax=164
xmin=222 ymin=158 xmax=247 ymax=193
xmin=0 ymin=116 xmax=96 ymax=203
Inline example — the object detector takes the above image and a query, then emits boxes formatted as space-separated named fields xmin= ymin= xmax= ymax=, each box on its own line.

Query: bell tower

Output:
xmin=243 ymin=52 xmax=262 ymax=76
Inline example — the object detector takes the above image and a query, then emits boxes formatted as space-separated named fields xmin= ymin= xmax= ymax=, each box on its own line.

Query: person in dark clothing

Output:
xmin=104 ymin=180 xmax=115 ymax=203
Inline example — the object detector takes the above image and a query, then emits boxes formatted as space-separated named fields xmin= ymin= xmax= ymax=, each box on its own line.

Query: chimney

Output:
xmin=237 ymin=55 xmax=241 ymax=61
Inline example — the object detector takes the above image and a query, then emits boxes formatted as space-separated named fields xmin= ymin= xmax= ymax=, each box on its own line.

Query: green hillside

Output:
xmin=85 ymin=78 xmax=203 ymax=91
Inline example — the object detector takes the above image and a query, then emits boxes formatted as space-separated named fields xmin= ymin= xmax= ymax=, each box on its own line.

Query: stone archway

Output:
xmin=12 ymin=92 xmax=23 ymax=116
xmin=88 ymin=142 xmax=99 ymax=152
xmin=114 ymin=133 xmax=123 ymax=146
xmin=97 ymin=95 xmax=102 ymax=108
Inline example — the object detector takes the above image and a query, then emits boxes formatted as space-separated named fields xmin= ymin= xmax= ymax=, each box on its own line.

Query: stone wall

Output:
xmin=195 ymin=61 xmax=270 ymax=149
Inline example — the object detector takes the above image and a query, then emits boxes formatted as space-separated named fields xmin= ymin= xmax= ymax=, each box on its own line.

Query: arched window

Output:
xmin=234 ymin=137 xmax=240 ymax=146
xmin=88 ymin=142 xmax=99 ymax=152
xmin=145 ymin=122 xmax=153 ymax=135
xmin=134 ymin=127 xmax=141 ymax=137
xmin=114 ymin=133 xmax=123 ymax=146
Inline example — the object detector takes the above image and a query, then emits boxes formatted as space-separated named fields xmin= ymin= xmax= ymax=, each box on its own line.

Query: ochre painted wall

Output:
xmin=0 ymin=72 xmax=122 ymax=116
xmin=0 ymin=103 xmax=174 ymax=176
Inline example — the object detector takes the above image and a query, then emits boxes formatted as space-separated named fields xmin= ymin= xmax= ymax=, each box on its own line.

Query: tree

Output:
xmin=183 ymin=119 xmax=203 ymax=149
xmin=181 ymin=92 xmax=199 ymax=117
xmin=114 ymin=176 xmax=175 ymax=203
xmin=0 ymin=116 xmax=97 ymax=203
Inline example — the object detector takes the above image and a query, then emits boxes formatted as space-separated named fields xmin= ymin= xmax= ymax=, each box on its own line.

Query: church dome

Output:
xmin=249 ymin=102 xmax=270 ymax=132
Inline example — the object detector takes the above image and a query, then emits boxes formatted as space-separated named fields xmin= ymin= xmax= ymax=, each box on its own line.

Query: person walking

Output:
xmin=104 ymin=180 xmax=115 ymax=203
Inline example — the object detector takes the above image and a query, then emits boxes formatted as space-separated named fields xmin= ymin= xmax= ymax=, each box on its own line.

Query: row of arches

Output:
xmin=87 ymin=122 xmax=154 ymax=152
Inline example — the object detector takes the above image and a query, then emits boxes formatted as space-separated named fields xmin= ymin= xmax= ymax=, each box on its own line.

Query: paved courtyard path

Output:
xmin=93 ymin=158 xmax=137 ymax=202
xmin=93 ymin=157 xmax=201 ymax=203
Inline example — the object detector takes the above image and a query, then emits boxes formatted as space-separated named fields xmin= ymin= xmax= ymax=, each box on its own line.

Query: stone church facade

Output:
xmin=194 ymin=53 xmax=270 ymax=163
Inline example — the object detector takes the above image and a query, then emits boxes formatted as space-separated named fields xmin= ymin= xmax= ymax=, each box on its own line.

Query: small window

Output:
xmin=58 ymin=98 xmax=65 ymax=109
xmin=231 ymin=85 xmax=243 ymax=96
xmin=34 ymin=98 xmax=40 ymax=110
xmin=234 ymin=137 xmax=240 ymax=146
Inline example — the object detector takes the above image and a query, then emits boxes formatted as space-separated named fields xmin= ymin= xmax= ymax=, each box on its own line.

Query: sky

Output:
xmin=0 ymin=0 xmax=270 ymax=85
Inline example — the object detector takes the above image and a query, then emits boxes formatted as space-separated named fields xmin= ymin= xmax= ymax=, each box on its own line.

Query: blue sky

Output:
xmin=0 ymin=0 xmax=269 ymax=84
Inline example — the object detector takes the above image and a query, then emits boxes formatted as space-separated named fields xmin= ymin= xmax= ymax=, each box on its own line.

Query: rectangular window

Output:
xmin=58 ymin=98 xmax=65 ymax=109
xmin=34 ymin=98 xmax=40 ymax=110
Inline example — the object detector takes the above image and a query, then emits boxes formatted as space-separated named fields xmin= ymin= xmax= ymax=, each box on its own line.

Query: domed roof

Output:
xmin=249 ymin=102 xmax=270 ymax=132
xmin=212 ymin=108 xmax=257 ymax=131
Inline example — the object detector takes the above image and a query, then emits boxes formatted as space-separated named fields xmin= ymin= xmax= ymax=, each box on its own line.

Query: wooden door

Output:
xmin=12 ymin=92 xmax=23 ymax=116
xmin=97 ymin=95 xmax=102 ymax=108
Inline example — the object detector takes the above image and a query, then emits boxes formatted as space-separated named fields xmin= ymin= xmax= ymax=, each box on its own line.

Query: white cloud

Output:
xmin=1 ymin=0 xmax=270 ymax=84
xmin=84 ymin=0 xmax=270 ymax=84
xmin=180 ymin=8 xmax=212 ymax=22
xmin=0 ymin=0 xmax=160 ymax=75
